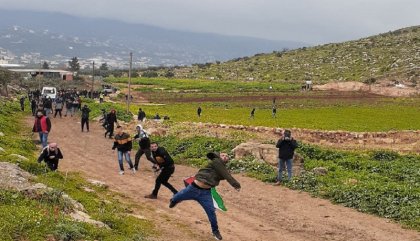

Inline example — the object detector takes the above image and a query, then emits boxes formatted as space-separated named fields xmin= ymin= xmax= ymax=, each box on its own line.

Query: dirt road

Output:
xmin=29 ymin=116 xmax=419 ymax=241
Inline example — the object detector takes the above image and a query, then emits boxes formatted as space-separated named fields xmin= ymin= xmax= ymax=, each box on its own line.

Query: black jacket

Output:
xmin=194 ymin=152 xmax=241 ymax=189
xmin=152 ymin=147 xmax=174 ymax=169
xmin=107 ymin=112 xmax=118 ymax=124
xmin=276 ymin=138 xmax=298 ymax=160
xmin=37 ymin=147 xmax=63 ymax=163
xmin=81 ymin=107 xmax=91 ymax=119
xmin=112 ymin=132 xmax=132 ymax=152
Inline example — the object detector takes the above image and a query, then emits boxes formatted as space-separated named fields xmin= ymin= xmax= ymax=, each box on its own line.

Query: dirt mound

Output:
xmin=313 ymin=81 xmax=419 ymax=97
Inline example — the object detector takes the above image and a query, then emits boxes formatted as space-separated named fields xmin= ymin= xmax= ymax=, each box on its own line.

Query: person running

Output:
xmin=144 ymin=142 xmax=178 ymax=199
xmin=19 ymin=96 xmax=25 ymax=111
xmin=169 ymin=152 xmax=241 ymax=240
xmin=54 ymin=98 xmax=63 ymax=118
xmin=112 ymin=126 xmax=135 ymax=175
xmin=37 ymin=143 xmax=63 ymax=171
xmin=250 ymin=108 xmax=256 ymax=119
xmin=31 ymin=98 xmax=37 ymax=116
xmin=274 ymin=130 xmax=298 ymax=185
xmin=81 ymin=105 xmax=91 ymax=132
xmin=197 ymin=106 xmax=202 ymax=117
xmin=99 ymin=109 xmax=108 ymax=130
xmin=32 ymin=110 xmax=52 ymax=148
xmin=105 ymin=109 xmax=118 ymax=138
xmin=133 ymin=124 xmax=154 ymax=171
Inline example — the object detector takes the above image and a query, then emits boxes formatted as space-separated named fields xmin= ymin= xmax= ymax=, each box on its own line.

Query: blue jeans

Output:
xmin=38 ymin=132 xmax=48 ymax=148
xmin=117 ymin=151 xmax=134 ymax=171
xmin=278 ymin=158 xmax=293 ymax=182
xmin=172 ymin=184 xmax=218 ymax=232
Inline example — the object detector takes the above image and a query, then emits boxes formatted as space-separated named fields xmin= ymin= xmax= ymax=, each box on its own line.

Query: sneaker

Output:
xmin=212 ymin=230 xmax=223 ymax=240
xmin=131 ymin=168 xmax=137 ymax=174
xmin=273 ymin=182 xmax=281 ymax=186
xmin=144 ymin=194 xmax=157 ymax=199
xmin=169 ymin=199 xmax=177 ymax=208
xmin=119 ymin=170 xmax=124 ymax=175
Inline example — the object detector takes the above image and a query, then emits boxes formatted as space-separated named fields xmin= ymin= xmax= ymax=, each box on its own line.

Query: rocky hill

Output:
xmin=181 ymin=26 xmax=419 ymax=84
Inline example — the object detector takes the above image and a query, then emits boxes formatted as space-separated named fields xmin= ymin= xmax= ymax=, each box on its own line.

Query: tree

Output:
xmin=68 ymin=57 xmax=80 ymax=72
xmin=42 ymin=61 xmax=50 ymax=69
xmin=0 ymin=67 xmax=15 ymax=96
xmin=99 ymin=63 xmax=109 ymax=71
xmin=164 ymin=70 xmax=175 ymax=78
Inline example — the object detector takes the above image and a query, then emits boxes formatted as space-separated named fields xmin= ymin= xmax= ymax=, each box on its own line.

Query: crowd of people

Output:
xmin=26 ymin=89 xmax=298 ymax=241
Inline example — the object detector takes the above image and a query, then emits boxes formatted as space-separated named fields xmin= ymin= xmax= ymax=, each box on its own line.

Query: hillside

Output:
xmin=0 ymin=9 xmax=304 ymax=67
xmin=178 ymin=26 xmax=419 ymax=83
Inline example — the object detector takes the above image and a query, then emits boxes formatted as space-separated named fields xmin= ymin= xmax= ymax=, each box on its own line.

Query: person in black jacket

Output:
xmin=133 ymin=125 xmax=155 ymax=171
xmin=144 ymin=142 xmax=178 ymax=199
xmin=37 ymin=143 xmax=63 ymax=171
xmin=105 ymin=109 xmax=118 ymax=138
xmin=112 ymin=126 xmax=135 ymax=175
xmin=81 ymin=105 xmax=91 ymax=132
xmin=137 ymin=108 xmax=146 ymax=122
xmin=197 ymin=106 xmax=202 ymax=117
xmin=275 ymin=130 xmax=298 ymax=185
xmin=31 ymin=98 xmax=37 ymax=116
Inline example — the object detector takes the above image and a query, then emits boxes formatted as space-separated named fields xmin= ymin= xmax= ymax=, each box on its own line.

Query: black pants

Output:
xmin=31 ymin=106 xmax=37 ymax=116
xmin=54 ymin=109 xmax=62 ymax=118
xmin=20 ymin=104 xmax=24 ymax=111
xmin=152 ymin=166 xmax=178 ymax=196
xmin=134 ymin=148 xmax=154 ymax=170
xmin=46 ymin=160 xmax=59 ymax=171
xmin=81 ymin=118 xmax=89 ymax=131
xmin=105 ymin=124 xmax=114 ymax=138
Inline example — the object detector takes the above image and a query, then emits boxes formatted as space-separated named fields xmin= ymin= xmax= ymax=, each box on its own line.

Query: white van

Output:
xmin=41 ymin=87 xmax=57 ymax=99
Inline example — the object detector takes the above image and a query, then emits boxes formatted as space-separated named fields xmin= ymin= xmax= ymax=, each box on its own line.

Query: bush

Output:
xmin=53 ymin=222 xmax=86 ymax=241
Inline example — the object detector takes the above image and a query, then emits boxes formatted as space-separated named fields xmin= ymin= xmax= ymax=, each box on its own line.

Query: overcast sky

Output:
xmin=0 ymin=0 xmax=419 ymax=44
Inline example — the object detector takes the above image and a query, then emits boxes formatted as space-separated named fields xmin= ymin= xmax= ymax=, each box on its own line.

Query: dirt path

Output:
xmin=28 ymin=116 xmax=419 ymax=241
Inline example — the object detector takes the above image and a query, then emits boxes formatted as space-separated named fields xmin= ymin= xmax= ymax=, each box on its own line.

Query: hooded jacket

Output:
xmin=194 ymin=152 xmax=241 ymax=189
xmin=134 ymin=125 xmax=150 ymax=149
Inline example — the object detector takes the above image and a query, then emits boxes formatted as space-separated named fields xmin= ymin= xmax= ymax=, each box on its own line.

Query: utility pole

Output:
xmin=127 ymin=52 xmax=133 ymax=113
xmin=91 ymin=61 xmax=95 ymax=98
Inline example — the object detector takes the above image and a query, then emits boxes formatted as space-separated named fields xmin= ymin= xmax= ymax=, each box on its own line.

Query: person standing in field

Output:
xmin=144 ymin=142 xmax=178 ymax=199
xmin=137 ymin=108 xmax=146 ymax=122
xmin=272 ymin=106 xmax=277 ymax=118
xmin=169 ymin=152 xmax=241 ymax=241
xmin=81 ymin=105 xmax=91 ymax=132
xmin=112 ymin=126 xmax=135 ymax=175
xmin=64 ymin=99 xmax=73 ymax=117
xmin=105 ymin=109 xmax=118 ymax=138
xmin=133 ymin=124 xmax=155 ymax=171
xmin=197 ymin=106 xmax=202 ymax=117
xmin=37 ymin=143 xmax=63 ymax=171
xmin=275 ymin=130 xmax=298 ymax=185
xmin=250 ymin=108 xmax=255 ymax=119
xmin=32 ymin=110 xmax=52 ymax=148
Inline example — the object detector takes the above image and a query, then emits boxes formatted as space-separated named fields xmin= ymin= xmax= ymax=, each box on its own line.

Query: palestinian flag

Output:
xmin=183 ymin=176 xmax=227 ymax=212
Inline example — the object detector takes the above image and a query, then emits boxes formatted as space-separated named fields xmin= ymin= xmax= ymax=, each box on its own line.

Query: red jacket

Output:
xmin=33 ymin=116 xmax=51 ymax=133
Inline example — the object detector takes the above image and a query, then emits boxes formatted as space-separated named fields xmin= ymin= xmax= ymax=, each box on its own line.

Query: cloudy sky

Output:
xmin=0 ymin=0 xmax=419 ymax=44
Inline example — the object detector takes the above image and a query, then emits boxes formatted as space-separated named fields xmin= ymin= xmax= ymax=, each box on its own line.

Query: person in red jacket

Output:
xmin=32 ymin=110 xmax=52 ymax=148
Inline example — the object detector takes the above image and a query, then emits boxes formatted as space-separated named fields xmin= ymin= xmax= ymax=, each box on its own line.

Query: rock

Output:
xmin=0 ymin=147 xmax=5 ymax=152
xmin=0 ymin=162 xmax=34 ymax=191
xmin=87 ymin=179 xmax=108 ymax=188
xmin=312 ymin=167 xmax=328 ymax=175
xmin=70 ymin=210 xmax=110 ymax=229
xmin=82 ymin=187 xmax=95 ymax=193
xmin=9 ymin=154 xmax=29 ymax=161
xmin=147 ymin=127 xmax=167 ymax=137
xmin=0 ymin=132 xmax=4 ymax=137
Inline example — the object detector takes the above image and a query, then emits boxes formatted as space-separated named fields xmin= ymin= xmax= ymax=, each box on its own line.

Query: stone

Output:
xmin=70 ymin=210 xmax=110 ymax=229
xmin=0 ymin=132 xmax=4 ymax=137
xmin=0 ymin=147 xmax=5 ymax=152
xmin=312 ymin=167 xmax=328 ymax=175
xmin=147 ymin=128 xmax=167 ymax=137
xmin=9 ymin=154 xmax=29 ymax=161
xmin=87 ymin=179 xmax=108 ymax=188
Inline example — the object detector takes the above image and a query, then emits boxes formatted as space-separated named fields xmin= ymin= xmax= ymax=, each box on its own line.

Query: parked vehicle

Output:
xmin=41 ymin=87 xmax=57 ymax=99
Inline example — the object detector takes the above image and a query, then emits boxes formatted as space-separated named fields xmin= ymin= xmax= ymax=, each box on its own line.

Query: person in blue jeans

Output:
xmin=112 ymin=126 xmax=135 ymax=175
xmin=169 ymin=152 xmax=241 ymax=241
xmin=275 ymin=129 xmax=298 ymax=185
xmin=32 ymin=110 xmax=52 ymax=148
